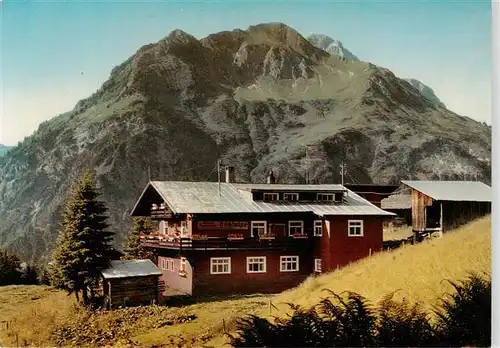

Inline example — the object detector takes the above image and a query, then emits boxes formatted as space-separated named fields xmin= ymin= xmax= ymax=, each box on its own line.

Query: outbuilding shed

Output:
xmin=400 ymin=180 xmax=491 ymax=236
xmin=100 ymin=259 xmax=163 ymax=308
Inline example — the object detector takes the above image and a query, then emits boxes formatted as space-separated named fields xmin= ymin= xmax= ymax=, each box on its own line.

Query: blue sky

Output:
xmin=1 ymin=0 xmax=492 ymax=145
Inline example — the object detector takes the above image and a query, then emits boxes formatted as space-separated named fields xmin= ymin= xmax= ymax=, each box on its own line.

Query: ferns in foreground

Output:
xmin=228 ymin=273 xmax=491 ymax=347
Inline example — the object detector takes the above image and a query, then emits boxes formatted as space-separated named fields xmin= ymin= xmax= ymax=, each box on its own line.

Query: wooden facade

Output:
xmin=131 ymin=177 xmax=393 ymax=297
xmin=404 ymin=181 xmax=492 ymax=238
xmin=100 ymin=259 xmax=163 ymax=308
xmin=102 ymin=275 xmax=160 ymax=308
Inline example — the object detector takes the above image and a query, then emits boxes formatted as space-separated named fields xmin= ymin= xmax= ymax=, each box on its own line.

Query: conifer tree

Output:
xmin=0 ymin=249 xmax=22 ymax=285
xmin=122 ymin=217 xmax=154 ymax=260
xmin=50 ymin=169 xmax=115 ymax=305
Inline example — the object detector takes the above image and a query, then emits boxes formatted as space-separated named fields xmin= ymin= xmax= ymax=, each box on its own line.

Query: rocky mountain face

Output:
xmin=0 ymin=22 xmax=491 ymax=263
xmin=307 ymin=34 xmax=360 ymax=61
xmin=403 ymin=78 xmax=446 ymax=108
xmin=0 ymin=145 xmax=12 ymax=157
xmin=306 ymin=34 xmax=446 ymax=108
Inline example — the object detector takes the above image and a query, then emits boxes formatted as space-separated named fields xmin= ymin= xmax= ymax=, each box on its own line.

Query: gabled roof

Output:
xmin=131 ymin=181 xmax=395 ymax=216
xmin=401 ymin=180 xmax=492 ymax=202
xmin=380 ymin=194 xmax=412 ymax=210
xmin=100 ymin=259 xmax=162 ymax=279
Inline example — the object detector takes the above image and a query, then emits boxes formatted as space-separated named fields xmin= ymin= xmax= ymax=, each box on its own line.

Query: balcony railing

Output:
xmin=140 ymin=233 xmax=311 ymax=251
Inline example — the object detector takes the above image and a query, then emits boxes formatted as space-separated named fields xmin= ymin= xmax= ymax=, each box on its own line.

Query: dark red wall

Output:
xmin=321 ymin=216 xmax=383 ymax=272
xmin=152 ymin=215 xmax=384 ymax=296
xmin=189 ymin=250 xmax=312 ymax=296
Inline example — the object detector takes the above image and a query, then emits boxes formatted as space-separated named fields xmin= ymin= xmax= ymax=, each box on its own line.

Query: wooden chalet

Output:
xmin=130 ymin=167 xmax=395 ymax=297
xmin=397 ymin=180 xmax=492 ymax=238
xmin=100 ymin=259 xmax=163 ymax=308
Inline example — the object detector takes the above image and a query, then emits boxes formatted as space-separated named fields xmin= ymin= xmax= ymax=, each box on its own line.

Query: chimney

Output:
xmin=266 ymin=170 xmax=276 ymax=184
xmin=225 ymin=166 xmax=235 ymax=183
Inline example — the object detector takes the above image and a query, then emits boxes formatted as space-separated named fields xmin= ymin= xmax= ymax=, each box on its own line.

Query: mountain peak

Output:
xmin=404 ymin=78 xmax=446 ymax=108
xmin=307 ymin=34 xmax=360 ymax=61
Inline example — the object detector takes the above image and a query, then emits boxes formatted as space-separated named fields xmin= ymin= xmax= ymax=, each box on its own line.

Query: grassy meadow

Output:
xmin=0 ymin=215 xmax=491 ymax=348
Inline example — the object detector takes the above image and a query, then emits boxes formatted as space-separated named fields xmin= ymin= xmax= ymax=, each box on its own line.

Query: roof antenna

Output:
xmin=148 ymin=166 xmax=151 ymax=182
xmin=340 ymin=162 xmax=346 ymax=186
xmin=217 ymin=159 xmax=222 ymax=196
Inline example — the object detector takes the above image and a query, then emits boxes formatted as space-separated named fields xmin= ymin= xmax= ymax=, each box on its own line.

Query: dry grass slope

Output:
xmin=0 ymin=216 xmax=490 ymax=348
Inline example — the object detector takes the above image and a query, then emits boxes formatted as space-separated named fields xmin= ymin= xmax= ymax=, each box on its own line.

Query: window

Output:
xmin=159 ymin=221 xmax=168 ymax=234
xmin=180 ymin=221 xmax=188 ymax=237
xmin=263 ymin=192 xmax=279 ymax=201
xmin=348 ymin=220 xmax=364 ymax=237
xmin=314 ymin=259 xmax=322 ymax=272
xmin=169 ymin=259 xmax=175 ymax=271
xmin=180 ymin=257 xmax=187 ymax=272
xmin=283 ymin=193 xmax=299 ymax=201
xmin=210 ymin=257 xmax=231 ymax=274
xmin=159 ymin=258 xmax=168 ymax=270
xmin=251 ymin=221 xmax=267 ymax=237
xmin=317 ymin=193 xmax=335 ymax=202
xmin=247 ymin=256 xmax=266 ymax=273
xmin=314 ymin=220 xmax=323 ymax=236
xmin=280 ymin=256 xmax=299 ymax=272
xmin=288 ymin=221 xmax=304 ymax=236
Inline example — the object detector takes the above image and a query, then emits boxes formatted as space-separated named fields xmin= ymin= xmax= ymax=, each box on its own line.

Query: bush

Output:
xmin=0 ymin=249 xmax=22 ymax=285
xmin=434 ymin=272 xmax=491 ymax=347
xmin=228 ymin=273 xmax=490 ymax=347
xmin=20 ymin=263 xmax=40 ymax=285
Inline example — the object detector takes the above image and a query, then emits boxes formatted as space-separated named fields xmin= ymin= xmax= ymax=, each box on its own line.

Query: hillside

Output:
xmin=306 ymin=34 xmax=447 ymax=108
xmin=404 ymin=78 xmax=446 ymax=108
xmin=0 ymin=144 xmax=12 ymax=157
xmin=0 ymin=216 xmax=491 ymax=348
xmin=0 ymin=22 xmax=492 ymax=262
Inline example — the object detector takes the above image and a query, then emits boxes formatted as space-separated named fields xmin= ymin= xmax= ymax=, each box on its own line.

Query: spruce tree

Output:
xmin=122 ymin=217 xmax=154 ymax=260
xmin=50 ymin=169 xmax=115 ymax=305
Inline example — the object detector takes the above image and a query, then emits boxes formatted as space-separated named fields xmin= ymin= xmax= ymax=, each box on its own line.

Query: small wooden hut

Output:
xmin=100 ymin=259 xmax=163 ymax=308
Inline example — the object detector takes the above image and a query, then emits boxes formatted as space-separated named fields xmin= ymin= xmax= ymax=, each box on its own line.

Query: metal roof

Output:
xmin=148 ymin=181 xmax=394 ymax=216
xmin=100 ymin=259 xmax=163 ymax=279
xmin=401 ymin=181 xmax=492 ymax=202
xmin=232 ymin=183 xmax=347 ymax=192
xmin=380 ymin=194 xmax=412 ymax=210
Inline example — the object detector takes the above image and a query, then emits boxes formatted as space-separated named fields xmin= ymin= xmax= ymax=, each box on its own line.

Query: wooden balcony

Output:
xmin=140 ymin=234 xmax=312 ymax=251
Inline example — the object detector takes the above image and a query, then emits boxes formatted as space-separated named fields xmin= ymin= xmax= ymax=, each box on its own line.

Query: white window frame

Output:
xmin=180 ymin=221 xmax=188 ymax=237
xmin=314 ymin=220 xmax=323 ymax=236
xmin=246 ymin=256 xmax=267 ymax=273
xmin=280 ymin=256 xmax=299 ymax=272
xmin=210 ymin=257 xmax=231 ymax=274
xmin=317 ymin=193 xmax=335 ymax=202
xmin=169 ymin=259 xmax=175 ymax=271
xmin=348 ymin=220 xmax=364 ymax=237
xmin=283 ymin=193 xmax=299 ymax=201
xmin=251 ymin=221 xmax=267 ymax=238
xmin=180 ymin=257 xmax=187 ymax=272
xmin=159 ymin=220 xmax=169 ymax=234
xmin=159 ymin=258 xmax=167 ymax=270
xmin=288 ymin=220 xmax=304 ymax=236
xmin=314 ymin=259 xmax=322 ymax=273
xmin=263 ymin=192 xmax=279 ymax=201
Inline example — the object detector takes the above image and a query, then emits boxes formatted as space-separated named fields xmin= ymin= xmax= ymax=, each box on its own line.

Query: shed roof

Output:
xmin=100 ymin=259 xmax=162 ymax=279
xmin=131 ymin=181 xmax=394 ymax=216
xmin=380 ymin=194 xmax=412 ymax=210
xmin=401 ymin=181 xmax=492 ymax=202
